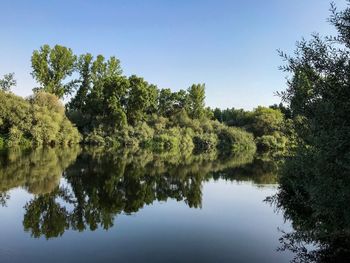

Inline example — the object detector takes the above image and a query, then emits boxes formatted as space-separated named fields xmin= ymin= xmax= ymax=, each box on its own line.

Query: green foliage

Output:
xmin=269 ymin=103 xmax=291 ymax=119
xmin=2 ymin=44 xmax=269 ymax=155
xmin=217 ymin=126 xmax=256 ymax=154
xmin=31 ymin=44 xmax=77 ymax=98
xmin=158 ymin=88 xmax=188 ymax=117
xmin=0 ymin=136 xmax=4 ymax=149
xmin=277 ymin=3 xmax=350 ymax=177
xmin=151 ymin=132 xmax=179 ymax=152
xmin=170 ymin=109 xmax=202 ymax=132
xmin=213 ymin=106 xmax=289 ymax=153
xmin=193 ymin=133 xmax=218 ymax=153
xmin=127 ymin=75 xmax=156 ymax=125
xmin=132 ymin=122 xmax=155 ymax=145
xmin=68 ymin=53 xmax=93 ymax=111
xmin=213 ymin=107 xmax=252 ymax=127
xmin=68 ymin=54 xmax=127 ymax=133
xmin=248 ymin=106 xmax=284 ymax=137
xmin=272 ymin=3 xmax=350 ymax=261
xmin=85 ymin=131 xmax=106 ymax=146
xmin=187 ymin=84 xmax=206 ymax=119
xmin=255 ymin=132 xmax=287 ymax=151
xmin=0 ymin=73 xmax=16 ymax=92
xmin=0 ymin=90 xmax=81 ymax=147
xmin=7 ymin=126 xmax=31 ymax=147
xmin=31 ymin=45 xmax=253 ymax=155
xmin=148 ymin=127 xmax=194 ymax=153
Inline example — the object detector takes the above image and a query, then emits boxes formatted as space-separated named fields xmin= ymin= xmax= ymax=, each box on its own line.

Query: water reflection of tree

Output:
xmin=23 ymin=187 xmax=72 ymax=238
xmin=1 ymin=147 xmax=279 ymax=239
xmin=268 ymin=162 xmax=350 ymax=262
xmin=212 ymin=155 xmax=280 ymax=185
xmin=0 ymin=146 xmax=81 ymax=204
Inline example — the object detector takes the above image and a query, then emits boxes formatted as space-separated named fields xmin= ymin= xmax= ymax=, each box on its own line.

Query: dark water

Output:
xmin=0 ymin=147 xmax=294 ymax=263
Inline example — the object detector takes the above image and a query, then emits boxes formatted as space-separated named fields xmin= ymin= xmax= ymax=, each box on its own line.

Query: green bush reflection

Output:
xmin=0 ymin=147 xmax=278 ymax=239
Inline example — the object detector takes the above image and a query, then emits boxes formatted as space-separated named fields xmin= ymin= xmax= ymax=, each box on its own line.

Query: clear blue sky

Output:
xmin=0 ymin=0 xmax=346 ymax=109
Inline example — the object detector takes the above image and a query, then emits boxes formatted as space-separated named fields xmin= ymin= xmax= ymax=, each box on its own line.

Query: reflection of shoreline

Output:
xmin=0 ymin=147 xmax=279 ymax=239
xmin=0 ymin=146 xmax=81 ymax=194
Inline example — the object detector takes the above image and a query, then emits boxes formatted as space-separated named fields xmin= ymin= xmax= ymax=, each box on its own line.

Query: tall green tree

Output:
xmin=68 ymin=53 xmax=93 ymax=111
xmin=127 ymin=75 xmax=153 ymax=125
xmin=158 ymin=88 xmax=173 ymax=117
xmin=146 ymin=84 xmax=159 ymax=115
xmin=173 ymin=89 xmax=188 ymax=113
xmin=84 ymin=55 xmax=123 ymax=118
xmin=31 ymin=44 xmax=77 ymax=98
xmin=187 ymin=84 xmax=206 ymax=119
xmin=274 ymin=3 xmax=350 ymax=261
xmin=158 ymin=88 xmax=187 ymax=117
xmin=103 ymin=75 xmax=128 ymax=130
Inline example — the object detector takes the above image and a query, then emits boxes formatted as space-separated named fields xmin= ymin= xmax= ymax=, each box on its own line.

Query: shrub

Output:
xmin=58 ymin=119 xmax=82 ymax=145
xmin=132 ymin=123 xmax=154 ymax=145
xmin=0 ymin=90 xmax=81 ymax=148
xmin=147 ymin=115 xmax=168 ymax=131
xmin=217 ymin=126 xmax=256 ymax=153
xmin=7 ymin=126 xmax=31 ymax=147
xmin=170 ymin=110 xmax=202 ymax=133
xmin=150 ymin=128 xmax=182 ymax=152
xmin=248 ymin=106 xmax=284 ymax=137
xmin=256 ymin=132 xmax=288 ymax=151
xmin=151 ymin=134 xmax=177 ymax=152
xmin=179 ymin=127 xmax=195 ymax=153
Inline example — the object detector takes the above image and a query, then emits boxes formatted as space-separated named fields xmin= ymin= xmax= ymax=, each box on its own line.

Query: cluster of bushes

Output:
xmin=213 ymin=106 xmax=290 ymax=153
xmin=0 ymin=90 xmax=81 ymax=149
xmin=81 ymin=110 xmax=256 ymax=156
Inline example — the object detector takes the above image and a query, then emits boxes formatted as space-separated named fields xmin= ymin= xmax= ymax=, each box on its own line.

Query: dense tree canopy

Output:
xmin=187 ymin=84 xmax=206 ymax=119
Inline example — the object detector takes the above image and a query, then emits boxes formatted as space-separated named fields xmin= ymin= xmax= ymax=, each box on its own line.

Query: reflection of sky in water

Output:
xmin=0 ymin=179 xmax=293 ymax=263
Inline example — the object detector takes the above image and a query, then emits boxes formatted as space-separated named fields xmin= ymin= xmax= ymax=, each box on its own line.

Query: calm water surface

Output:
xmin=0 ymin=147 xmax=294 ymax=263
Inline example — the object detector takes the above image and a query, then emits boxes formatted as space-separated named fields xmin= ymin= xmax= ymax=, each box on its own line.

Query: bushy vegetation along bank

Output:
xmin=0 ymin=45 xmax=262 ymax=155
xmin=0 ymin=90 xmax=81 ymax=148
xmin=213 ymin=105 xmax=292 ymax=153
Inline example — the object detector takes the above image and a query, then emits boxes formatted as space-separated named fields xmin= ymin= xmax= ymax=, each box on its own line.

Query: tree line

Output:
xmin=1 ymin=45 xmax=290 ymax=155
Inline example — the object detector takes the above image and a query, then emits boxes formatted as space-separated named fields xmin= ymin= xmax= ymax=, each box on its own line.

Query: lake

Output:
xmin=0 ymin=147 xmax=294 ymax=263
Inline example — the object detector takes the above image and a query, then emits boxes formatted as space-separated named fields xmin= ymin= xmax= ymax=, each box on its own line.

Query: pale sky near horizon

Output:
xmin=0 ymin=0 xmax=347 ymax=109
